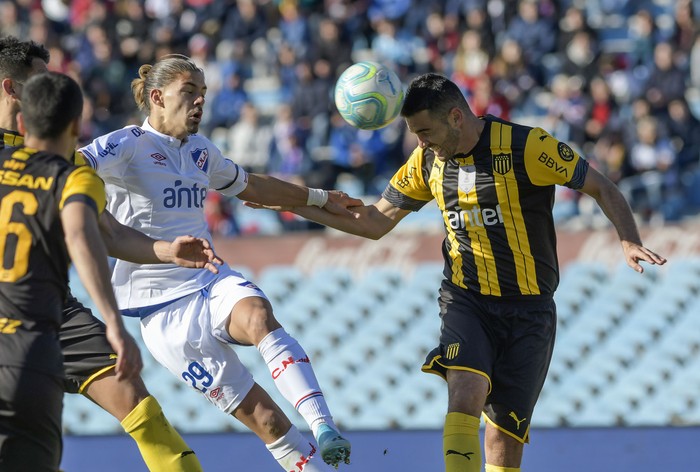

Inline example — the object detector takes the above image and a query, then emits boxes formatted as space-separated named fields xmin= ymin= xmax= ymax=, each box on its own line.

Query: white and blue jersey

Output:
xmin=79 ymin=119 xmax=249 ymax=310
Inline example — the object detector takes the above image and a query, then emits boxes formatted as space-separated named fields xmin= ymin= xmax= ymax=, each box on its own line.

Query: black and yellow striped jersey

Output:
xmin=383 ymin=115 xmax=589 ymax=298
xmin=0 ymin=127 xmax=88 ymax=166
xmin=0 ymin=145 xmax=105 ymax=334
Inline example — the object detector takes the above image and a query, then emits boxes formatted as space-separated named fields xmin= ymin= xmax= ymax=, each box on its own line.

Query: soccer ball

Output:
xmin=334 ymin=61 xmax=404 ymax=130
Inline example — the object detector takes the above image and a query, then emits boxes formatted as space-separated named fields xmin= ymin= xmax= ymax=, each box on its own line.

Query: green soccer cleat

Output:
xmin=316 ymin=423 xmax=351 ymax=468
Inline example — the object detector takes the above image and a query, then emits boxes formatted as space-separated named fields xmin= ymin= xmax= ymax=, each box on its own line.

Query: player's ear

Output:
xmin=1 ymin=78 xmax=17 ymax=98
xmin=17 ymin=111 xmax=26 ymax=135
xmin=150 ymin=88 xmax=164 ymax=108
xmin=450 ymin=108 xmax=461 ymax=128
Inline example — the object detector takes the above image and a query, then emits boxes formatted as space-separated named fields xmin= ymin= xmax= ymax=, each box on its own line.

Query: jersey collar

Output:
xmin=142 ymin=119 xmax=186 ymax=148
xmin=0 ymin=127 xmax=24 ymax=147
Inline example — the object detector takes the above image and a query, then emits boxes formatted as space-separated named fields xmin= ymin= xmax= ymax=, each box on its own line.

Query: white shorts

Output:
xmin=139 ymin=265 xmax=267 ymax=413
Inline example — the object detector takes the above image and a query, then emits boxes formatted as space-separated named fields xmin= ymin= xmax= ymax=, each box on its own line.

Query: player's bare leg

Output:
xmin=234 ymin=382 xmax=331 ymax=471
xmin=484 ymin=424 xmax=524 ymax=470
xmin=84 ymin=370 xmax=203 ymax=471
xmin=227 ymin=296 xmax=351 ymax=467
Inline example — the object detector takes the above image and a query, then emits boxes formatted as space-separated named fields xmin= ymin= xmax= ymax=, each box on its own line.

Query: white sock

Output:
xmin=257 ymin=328 xmax=338 ymax=436
xmin=266 ymin=425 xmax=330 ymax=471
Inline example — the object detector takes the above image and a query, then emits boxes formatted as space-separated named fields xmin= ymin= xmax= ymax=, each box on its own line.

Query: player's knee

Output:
xmin=230 ymin=297 xmax=280 ymax=343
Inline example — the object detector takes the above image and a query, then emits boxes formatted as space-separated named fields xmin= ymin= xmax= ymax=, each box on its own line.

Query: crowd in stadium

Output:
xmin=4 ymin=0 xmax=699 ymax=232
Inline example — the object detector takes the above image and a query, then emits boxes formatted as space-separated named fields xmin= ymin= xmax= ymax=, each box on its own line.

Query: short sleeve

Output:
xmin=208 ymin=142 xmax=249 ymax=196
xmin=382 ymin=147 xmax=434 ymax=211
xmin=78 ymin=127 xmax=139 ymax=178
xmin=59 ymin=166 xmax=106 ymax=215
xmin=523 ymin=128 xmax=589 ymax=188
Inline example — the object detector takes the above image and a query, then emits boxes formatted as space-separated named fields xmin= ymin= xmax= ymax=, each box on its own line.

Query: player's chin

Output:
xmin=186 ymin=123 xmax=200 ymax=134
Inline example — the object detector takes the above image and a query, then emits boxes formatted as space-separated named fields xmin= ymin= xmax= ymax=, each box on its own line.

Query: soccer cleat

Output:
xmin=315 ymin=423 xmax=351 ymax=468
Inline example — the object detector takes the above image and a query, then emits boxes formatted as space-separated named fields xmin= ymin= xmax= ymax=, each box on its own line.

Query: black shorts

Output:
xmin=422 ymin=280 xmax=556 ymax=443
xmin=0 ymin=366 xmax=63 ymax=472
xmin=60 ymin=295 xmax=117 ymax=394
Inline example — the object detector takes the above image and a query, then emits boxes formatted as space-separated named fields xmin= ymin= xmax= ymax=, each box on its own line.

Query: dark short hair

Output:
xmin=21 ymin=72 xmax=83 ymax=139
xmin=0 ymin=36 xmax=49 ymax=81
xmin=401 ymin=73 xmax=468 ymax=118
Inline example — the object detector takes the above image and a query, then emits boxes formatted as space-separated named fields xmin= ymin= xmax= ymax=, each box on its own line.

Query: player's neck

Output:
xmin=23 ymin=135 xmax=74 ymax=160
xmin=459 ymin=115 xmax=485 ymax=153
xmin=0 ymin=105 xmax=18 ymax=133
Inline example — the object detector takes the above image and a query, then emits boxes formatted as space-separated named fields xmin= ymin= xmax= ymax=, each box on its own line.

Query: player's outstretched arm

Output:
xmin=62 ymin=201 xmax=143 ymax=380
xmin=99 ymin=211 xmax=222 ymax=272
xmin=578 ymin=166 xmax=667 ymax=273
xmin=247 ymin=196 xmax=410 ymax=240
xmin=238 ymin=173 xmax=364 ymax=218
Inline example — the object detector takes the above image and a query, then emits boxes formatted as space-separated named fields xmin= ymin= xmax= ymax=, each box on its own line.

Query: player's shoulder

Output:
xmin=105 ymin=125 xmax=147 ymax=143
xmin=187 ymin=132 xmax=217 ymax=148
xmin=81 ymin=125 xmax=145 ymax=163
xmin=484 ymin=114 xmax=535 ymax=135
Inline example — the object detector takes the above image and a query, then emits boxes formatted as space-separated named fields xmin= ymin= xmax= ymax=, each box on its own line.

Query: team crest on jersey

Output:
xmin=492 ymin=153 xmax=512 ymax=175
xmin=458 ymin=165 xmax=476 ymax=193
xmin=557 ymin=142 xmax=575 ymax=162
xmin=190 ymin=148 xmax=209 ymax=172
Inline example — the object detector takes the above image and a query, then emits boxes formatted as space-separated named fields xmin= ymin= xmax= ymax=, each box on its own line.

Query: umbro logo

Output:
xmin=151 ymin=153 xmax=167 ymax=166
xmin=446 ymin=450 xmax=474 ymax=460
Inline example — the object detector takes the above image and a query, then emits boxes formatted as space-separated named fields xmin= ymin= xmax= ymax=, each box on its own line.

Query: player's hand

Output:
xmin=322 ymin=191 xmax=363 ymax=218
xmin=621 ymin=240 xmax=667 ymax=273
xmin=170 ymin=235 xmax=223 ymax=274
xmin=106 ymin=326 xmax=143 ymax=381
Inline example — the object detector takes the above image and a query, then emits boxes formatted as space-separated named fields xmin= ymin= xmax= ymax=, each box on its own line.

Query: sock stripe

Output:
xmin=295 ymin=391 xmax=323 ymax=409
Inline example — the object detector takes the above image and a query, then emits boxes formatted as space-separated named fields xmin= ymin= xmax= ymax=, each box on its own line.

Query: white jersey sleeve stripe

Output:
xmin=81 ymin=148 xmax=98 ymax=169
xmin=215 ymin=165 xmax=241 ymax=191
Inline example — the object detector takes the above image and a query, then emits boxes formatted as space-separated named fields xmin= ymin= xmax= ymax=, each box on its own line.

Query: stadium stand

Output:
xmin=65 ymin=255 xmax=700 ymax=434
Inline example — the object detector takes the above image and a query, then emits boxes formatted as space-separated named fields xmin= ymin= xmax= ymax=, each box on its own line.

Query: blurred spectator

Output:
xmin=0 ymin=1 xmax=29 ymax=39
xmin=207 ymin=71 xmax=249 ymax=130
xmin=308 ymin=17 xmax=353 ymax=76
xmin=584 ymin=76 xmax=616 ymax=143
xmin=627 ymin=9 xmax=658 ymax=69
xmin=278 ymin=0 xmax=310 ymax=58
xmin=505 ymin=0 xmax=556 ymax=84
xmin=423 ymin=11 xmax=461 ymax=75
xmin=220 ymin=0 xmax=267 ymax=43
xmin=268 ymin=103 xmax=312 ymax=180
xmin=643 ymin=42 xmax=687 ymax=116
xmin=671 ymin=0 xmax=697 ymax=60
xmin=557 ymin=6 xmax=597 ymax=54
xmin=619 ymin=115 xmax=678 ymax=221
xmin=590 ymin=130 xmax=628 ymax=184
xmin=204 ymin=192 xmax=240 ymax=237
xmin=543 ymin=74 xmax=588 ymax=145
xmin=663 ymin=99 xmax=700 ymax=172
xmin=290 ymin=59 xmax=333 ymax=154
xmin=490 ymin=38 xmax=538 ymax=114
xmin=451 ymin=30 xmax=490 ymax=94
xmin=560 ymin=30 xmax=599 ymax=86
xmin=227 ymin=102 xmax=273 ymax=174
xmin=468 ymin=74 xmax=510 ymax=120
xmin=370 ymin=18 xmax=419 ymax=70
xmin=463 ymin=7 xmax=496 ymax=58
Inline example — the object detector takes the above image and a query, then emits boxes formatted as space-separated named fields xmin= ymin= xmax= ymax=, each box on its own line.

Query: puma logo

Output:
xmin=509 ymin=411 xmax=527 ymax=430
xmin=180 ymin=450 xmax=196 ymax=458
xmin=446 ymin=450 xmax=474 ymax=460
xmin=539 ymin=134 xmax=547 ymax=141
